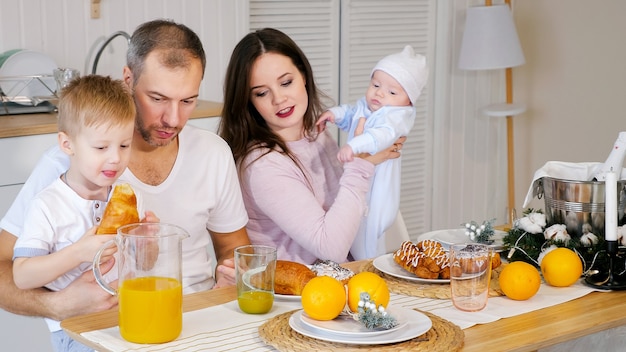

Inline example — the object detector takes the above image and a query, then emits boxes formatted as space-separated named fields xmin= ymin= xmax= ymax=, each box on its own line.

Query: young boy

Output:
xmin=317 ymin=45 xmax=428 ymax=260
xmin=12 ymin=75 xmax=156 ymax=352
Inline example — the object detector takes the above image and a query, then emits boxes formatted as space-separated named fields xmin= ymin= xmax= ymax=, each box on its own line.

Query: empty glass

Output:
xmin=53 ymin=68 xmax=80 ymax=95
xmin=449 ymin=243 xmax=493 ymax=312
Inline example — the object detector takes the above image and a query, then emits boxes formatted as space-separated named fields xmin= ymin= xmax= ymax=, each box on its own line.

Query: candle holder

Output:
xmin=584 ymin=240 xmax=626 ymax=290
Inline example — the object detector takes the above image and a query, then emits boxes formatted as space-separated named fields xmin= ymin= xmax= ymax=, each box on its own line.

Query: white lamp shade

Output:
xmin=458 ymin=4 xmax=525 ymax=70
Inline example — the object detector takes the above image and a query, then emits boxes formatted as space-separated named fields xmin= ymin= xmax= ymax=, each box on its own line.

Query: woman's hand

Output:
xmin=359 ymin=137 xmax=405 ymax=165
xmin=353 ymin=117 xmax=406 ymax=165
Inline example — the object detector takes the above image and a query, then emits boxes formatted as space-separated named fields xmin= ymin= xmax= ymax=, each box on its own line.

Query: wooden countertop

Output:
xmin=61 ymin=260 xmax=626 ymax=352
xmin=0 ymin=100 xmax=222 ymax=139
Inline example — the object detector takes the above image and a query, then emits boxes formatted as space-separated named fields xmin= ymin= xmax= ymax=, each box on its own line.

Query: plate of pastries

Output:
xmin=374 ymin=239 xmax=502 ymax=283
xmin=273 ymin=259 xmax=354 ymax=300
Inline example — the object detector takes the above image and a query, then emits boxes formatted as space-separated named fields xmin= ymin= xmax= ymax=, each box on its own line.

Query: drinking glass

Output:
xmin=53 ymin=67 xmax=80 ymax=95
xmin=449 ymin=243 xmax=493 ymax=312
xmin=235 ymin=245 xmax=277 ymax=314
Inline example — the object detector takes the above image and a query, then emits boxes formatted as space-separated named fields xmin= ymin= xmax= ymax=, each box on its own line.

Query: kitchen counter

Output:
xmin=0 ymin=100 xmax=223 ymax=139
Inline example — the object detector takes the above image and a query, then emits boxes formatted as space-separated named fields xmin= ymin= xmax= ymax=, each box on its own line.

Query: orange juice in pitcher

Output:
xmin=93 ymin=223 xmax=189 ymax=344
xmin=119 ymin=276 xmax=183 ymax=343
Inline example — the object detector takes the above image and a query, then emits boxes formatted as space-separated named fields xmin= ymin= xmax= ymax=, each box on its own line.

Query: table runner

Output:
xmin=80 ymin=281 xmax=601 ymax=351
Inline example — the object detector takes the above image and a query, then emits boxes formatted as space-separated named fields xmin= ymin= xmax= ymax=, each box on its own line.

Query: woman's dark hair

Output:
xmin=219 ymin=28 xmax=324 ymax=166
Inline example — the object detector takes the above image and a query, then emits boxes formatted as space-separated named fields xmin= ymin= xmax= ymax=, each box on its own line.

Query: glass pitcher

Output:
xmin=93 ymin=222 xmax=189 ymax=344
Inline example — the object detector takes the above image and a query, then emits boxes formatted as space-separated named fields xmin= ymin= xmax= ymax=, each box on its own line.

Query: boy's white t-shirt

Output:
xmin=13 ymin=178 xmax=131 ymax=332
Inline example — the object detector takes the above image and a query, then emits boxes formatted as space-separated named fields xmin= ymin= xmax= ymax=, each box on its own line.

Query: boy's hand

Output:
xmin=76 ymin=227 xmax=116 ymax=264
xmin=316 ymin=111 xmax=335 ymax=133
xmin=142 ymin=210 xmax=160 ymax=223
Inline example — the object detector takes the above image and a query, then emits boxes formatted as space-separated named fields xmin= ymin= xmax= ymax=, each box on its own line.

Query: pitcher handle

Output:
xmin=92 ymin=239 xmax=117 ymax=296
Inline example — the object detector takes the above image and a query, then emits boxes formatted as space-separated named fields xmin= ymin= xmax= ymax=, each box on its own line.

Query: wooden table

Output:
xmin=61 ymin=261 xmax=626 ymax=352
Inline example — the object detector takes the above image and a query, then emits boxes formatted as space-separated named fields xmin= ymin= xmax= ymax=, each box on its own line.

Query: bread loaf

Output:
xmin=96 ymin=183 xmax=140 ymax=234
xmin=274 ymin=260 xmax=316 ymax=295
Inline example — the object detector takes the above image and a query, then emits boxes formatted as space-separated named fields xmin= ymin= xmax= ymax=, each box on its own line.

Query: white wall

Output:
xmin=513 ymin=0 xmax=626 ymax=211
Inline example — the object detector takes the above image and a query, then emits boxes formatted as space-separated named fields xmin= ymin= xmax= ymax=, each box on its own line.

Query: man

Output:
xmin=0 ymin=19 xmax=250 ymax=323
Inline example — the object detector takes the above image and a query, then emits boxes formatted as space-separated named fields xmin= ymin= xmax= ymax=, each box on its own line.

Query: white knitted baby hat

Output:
xmin=371 ymin=45 xmax=428 ymax=106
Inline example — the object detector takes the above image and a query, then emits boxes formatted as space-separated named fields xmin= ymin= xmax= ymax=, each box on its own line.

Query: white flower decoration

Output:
xmin=518 ymin=212 xmax=547 ymax=234
xmin=465 ymin=229 xmax=476 ymax=241
xmin=580 ymin=233 xmax=598 ymax=247
xmin=544 ymin=224 xmax=571 ymax=243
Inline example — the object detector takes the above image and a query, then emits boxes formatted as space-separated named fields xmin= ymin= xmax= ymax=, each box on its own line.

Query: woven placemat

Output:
xmin=259 ymin=309 xmax=464 ymax=352
xmin=360 ymin=260 xmax=504 ymax=299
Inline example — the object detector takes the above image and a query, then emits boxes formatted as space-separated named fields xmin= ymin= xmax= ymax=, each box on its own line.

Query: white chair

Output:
xmin=381 ymin=211 xmax=410 ymax=255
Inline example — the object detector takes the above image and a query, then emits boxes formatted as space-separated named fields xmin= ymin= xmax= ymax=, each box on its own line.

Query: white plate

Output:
xmin=373 ymin=253 xmax=450 ymax=283
xmin=289 ymin=309 xmax=431 ymax=345
xmin=275 ymin=293 xmax=301 ymax=302
xmin=0 ymin=49 xmax=57 ymax=102
xmin=418 ymin=228 xmax=506 ymax=250
xmin=299 ymin=306 xmax=407 ymax=337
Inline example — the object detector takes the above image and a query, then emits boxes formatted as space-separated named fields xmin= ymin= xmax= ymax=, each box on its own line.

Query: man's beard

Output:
xmin=136 ymin=118 xmax=179 ymax=147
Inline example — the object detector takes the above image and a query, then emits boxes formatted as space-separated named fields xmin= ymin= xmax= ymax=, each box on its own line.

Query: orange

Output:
xmin=300 ymin=276 xmax=346 ymax=320
xmin=346 ymin=272 xmax=390 ymax=312
xmin=540 ymin=247 xmax=583 ymax=287
xmin=498 ymin=261 xmax=541 ymax=300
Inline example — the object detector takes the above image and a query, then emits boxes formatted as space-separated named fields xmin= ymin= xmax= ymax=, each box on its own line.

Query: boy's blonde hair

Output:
xmin=57 ymin=75 xmax=135 ymax=137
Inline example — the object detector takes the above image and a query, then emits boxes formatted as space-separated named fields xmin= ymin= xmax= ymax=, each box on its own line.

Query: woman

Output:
xmin=219 ymin=28 xmax=404 ymax=264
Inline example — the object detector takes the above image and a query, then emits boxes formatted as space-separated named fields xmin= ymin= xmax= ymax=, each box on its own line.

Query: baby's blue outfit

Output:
xmin=330 ymin=97 xmax=416 ymax=260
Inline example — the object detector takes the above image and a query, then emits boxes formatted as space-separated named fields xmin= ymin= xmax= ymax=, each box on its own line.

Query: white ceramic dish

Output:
xmin=289 ymin=309 xmax=431 ymax=345
xmin=274 ymin=293 xmax=301 ymax=302
xmin=417 ymin=228 xmax=506 ymax=250
xmin=299 ymin=306 xmax=407 ymax=337
xmin=0 ymin=49 xmax=57 ymax=102
xmin=373 ymin=253 xmax=450 ymax=283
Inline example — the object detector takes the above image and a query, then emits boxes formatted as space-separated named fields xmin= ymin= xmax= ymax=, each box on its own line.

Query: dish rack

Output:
xmin=0 ymin=74 xmax=57 ymax=115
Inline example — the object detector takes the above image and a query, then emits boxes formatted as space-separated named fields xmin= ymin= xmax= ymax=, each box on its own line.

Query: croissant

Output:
xmin=393 ymin=240 xmax=449 ymax=279
xmin=274 ymin=260 xmax=316 ymax=295
xmin=96 ymin=183 xmax=140 ymax=234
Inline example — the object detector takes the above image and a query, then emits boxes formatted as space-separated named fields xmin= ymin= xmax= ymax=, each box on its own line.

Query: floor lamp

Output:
xmin=458 ymin=2 xmax=526 ymax=226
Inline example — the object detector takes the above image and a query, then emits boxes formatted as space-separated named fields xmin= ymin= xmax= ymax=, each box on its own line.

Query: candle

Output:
xmin=605 ymin=171 xmax=618 ymax=241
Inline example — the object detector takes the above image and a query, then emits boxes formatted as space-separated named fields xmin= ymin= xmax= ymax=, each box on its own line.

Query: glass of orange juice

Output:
xmin=235 ymin=245 xmax=277 ymax=314
xmin=93 ymin=223 xmax=189 ymax=343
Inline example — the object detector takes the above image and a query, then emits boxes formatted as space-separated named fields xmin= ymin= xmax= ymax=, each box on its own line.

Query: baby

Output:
xmin=317 ymin=45 xmax=428 ymax=260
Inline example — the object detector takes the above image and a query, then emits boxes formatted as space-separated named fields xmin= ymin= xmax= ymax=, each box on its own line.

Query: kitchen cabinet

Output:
xmin=0 ymin=132 xmax=59 ymax=351
xmin=0 ymin=133 xmax=58 ymax=216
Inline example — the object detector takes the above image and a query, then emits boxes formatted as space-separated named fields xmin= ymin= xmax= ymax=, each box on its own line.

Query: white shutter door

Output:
xmin=340 ymin=0 xmax=434 ymax=238
xmin=250 ymin=0 xmax=435 ymax=240
xmin=249 ymin=0 xmax=340 ymax=104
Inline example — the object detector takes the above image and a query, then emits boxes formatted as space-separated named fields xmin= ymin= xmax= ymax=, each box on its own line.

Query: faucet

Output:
xmin=91 ymin=31 xmax=131 ymax=74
